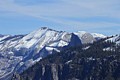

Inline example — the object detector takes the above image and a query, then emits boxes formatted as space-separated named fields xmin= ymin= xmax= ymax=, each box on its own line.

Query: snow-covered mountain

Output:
xmin=106 ymin=34 xmax=120 ymax=45
xmin=0 ymin=27 xmax=106 ymax=80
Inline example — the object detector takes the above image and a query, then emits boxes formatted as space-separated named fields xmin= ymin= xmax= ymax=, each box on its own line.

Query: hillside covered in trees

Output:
xmin=12 ymin=39 xmax=120 ymax=80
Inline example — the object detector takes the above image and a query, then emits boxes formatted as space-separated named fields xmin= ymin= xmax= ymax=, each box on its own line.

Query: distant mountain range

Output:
xmin=0 ymin=27 xmax=119 ymax=80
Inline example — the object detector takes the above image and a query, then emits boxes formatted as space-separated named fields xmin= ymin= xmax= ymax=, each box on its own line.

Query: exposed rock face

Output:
xmin=81 ymin=33 xmax=95 ymax=44
xmin=74 ymin=31 xmax=103 ymax=44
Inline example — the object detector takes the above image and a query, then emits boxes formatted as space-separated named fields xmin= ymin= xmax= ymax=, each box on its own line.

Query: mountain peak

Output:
xmin=39 ymin=27 xmax=64 ymax=33
xmin=40 ymin=27 xmax=48 ymax=30
xmin=39 ymin=27 xmax=56 ymax=32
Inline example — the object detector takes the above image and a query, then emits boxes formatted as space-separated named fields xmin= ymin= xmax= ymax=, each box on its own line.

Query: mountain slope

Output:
xmin=0 ymin=27 xmax=106 ymax=80
xmin=14 ymin=38 xmax=120 ymax=80
xmin=106 ymin=34 xmax=120 ymax=45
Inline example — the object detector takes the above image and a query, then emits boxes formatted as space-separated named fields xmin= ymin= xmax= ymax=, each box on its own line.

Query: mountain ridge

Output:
xmin=0 ymin=27 xmax=113 ymax=80
xmin=12 ymin=34 xmax=120 ymax=80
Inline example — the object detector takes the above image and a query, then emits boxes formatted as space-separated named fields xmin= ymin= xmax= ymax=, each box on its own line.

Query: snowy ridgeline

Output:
xmin=0 ymin=27 xmax=107 ymax=80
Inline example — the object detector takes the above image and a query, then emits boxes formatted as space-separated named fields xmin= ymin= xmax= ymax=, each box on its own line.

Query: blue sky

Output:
xmin=0 ymin=0 xmax=120 ymax=35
